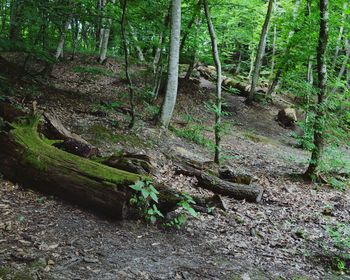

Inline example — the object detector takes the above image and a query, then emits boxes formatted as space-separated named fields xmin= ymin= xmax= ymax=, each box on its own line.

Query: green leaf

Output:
xmin=130 ymin=181 xmax=144 ymax=191
xmin=141 ymin=188 xmax=150 ymax=199
xmin=150 ymin=191 xmax=159 ymax=203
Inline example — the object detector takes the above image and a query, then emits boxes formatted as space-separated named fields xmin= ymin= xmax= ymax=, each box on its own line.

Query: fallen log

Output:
xmin=0 ymin=106 xmax=224 ymax=218
xmin=174 ymin=163 xmax=263 ymax=203
xmin=0 ymin=116 xmax=143 ymax=219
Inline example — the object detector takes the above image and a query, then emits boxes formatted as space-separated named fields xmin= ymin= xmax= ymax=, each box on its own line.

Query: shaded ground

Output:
xmin=0 ymin=54 xmax=350 ymax=279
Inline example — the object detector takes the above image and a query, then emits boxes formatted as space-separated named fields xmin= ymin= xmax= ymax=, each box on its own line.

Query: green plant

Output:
xmin=327 ymin=223 xmax=350 ymax=273
xmin=91 ymin=101 xmax=124 ymax=113
xmin=170 ymin=124 xmax=215 ymax=149
xmin=73 ymin=66 xmax=114 ymax=77
xmin=165 ymin=193 xmax=198 ymax=229
xmin=129 ymin=180 xmax=164 ymax=224
xmin=329 ymin=177 xmax=347 ymax=191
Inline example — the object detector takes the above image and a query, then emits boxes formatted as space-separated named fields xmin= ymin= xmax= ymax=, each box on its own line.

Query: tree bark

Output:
xmin=246 ymin=0 xmax=274 ymax=105
xmin=159 ymin=0 xmax=181 ymax=128
xmin=128 ymin=23 xmax=145 ymax=63
xmin=9 ymin=0 xmax=24 ymax=40
xmin=120 ymin=0 xmax=135 ymax=128
xmin=203 ymin=0 xmax=222 ymax=164
xmin=332 ymin=2 xmax=347 ymax=69
xmin=267 ymin=0 xmax=301 ymax=96
xmin=174 ymin=163 xmax=263 ymax=203
xmin=305 ymin=0 xmax=329 ymax=178
xmin=55 ymin=16 xmax=72 ymax=60
xmin=332 ymin=39 xmax=350 ymax=93
xmin=98 ymin=0 xmax=115 ymax=63
xmin=179 ymin=0 xmax=201 ymax=54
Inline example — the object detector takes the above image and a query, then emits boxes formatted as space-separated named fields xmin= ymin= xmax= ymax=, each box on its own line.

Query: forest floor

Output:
xmin=1 ymin=53 xmax=350 ymax=280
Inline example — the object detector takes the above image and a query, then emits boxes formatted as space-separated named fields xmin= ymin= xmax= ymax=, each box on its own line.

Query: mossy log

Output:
xmin=0 ymin=116 xmax=143 ymax=219
xmin=0 ymin=107 xmax=221 ymax=218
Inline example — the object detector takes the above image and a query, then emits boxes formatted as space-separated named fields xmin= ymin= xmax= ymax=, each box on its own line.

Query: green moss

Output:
xmin=10 ymin=117 xmax=141 ymax=188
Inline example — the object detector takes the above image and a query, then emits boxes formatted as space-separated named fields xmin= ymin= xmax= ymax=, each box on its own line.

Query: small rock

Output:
xmin=277 ymin=108 xmax=297 ymax=128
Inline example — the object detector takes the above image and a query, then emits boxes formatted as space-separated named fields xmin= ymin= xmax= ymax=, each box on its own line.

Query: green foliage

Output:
xmin=91 ymin=101 xmax=124 ymax=113
xmin=73 ymin=66 xmax=114 ymax=77
xmin=327 ymin=223 xmax=350 ymax=273
xmin=165 ymin=193 xmax=198 ymax=230
xmin=170 ymin=124 xmax=215 ymax=149
xmin=328 ymin=178 xmax=348 ymax=191
xmin=129 ymin=180 xmax=164 ymax=224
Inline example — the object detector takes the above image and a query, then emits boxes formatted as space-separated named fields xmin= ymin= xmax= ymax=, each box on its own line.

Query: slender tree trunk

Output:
xmin=99 ymin=0 xmax=115 ymax=63
xmin=9 ymin=0 xmax=24 ymax=40
xmin=306 ymin=0 xmax=313 ymax=86
xmin=307 ymin=57 xmax=314 ymax=85
xmin=332 ymin=2 xmax=347 ymax=69
xmin=55 ymin=15 xmax=72 ymax=60
xmin=269 ymin=0 xmax=278 ymax=78
xmin=179 ymin=0 xmax=201 ymax=54
xmin=332 ymin=39 xmax=350 ymax=93
xmin=159 ymin=0 xmax=181 ymax=128
xmin=246 ymin=0 xmax=274 ymax=105
xmin=305 ymin=0 xmax=329 ymax=178
xmin=95 ymin=0 xmax=103 ymax=50
xmin=184 ymin=16 xmax=200 ymax=81
xmin=248 ymin=47 xmax=255 ymax=81
xmin=120 ymin=0 xmax=135 ymax=129
xmin=128 ymin=23 xmax=145 ymax=63
xmin=153 ymin=33 xmax=164 ymax=74
xmin=153 ymin=11 xmax=169 ymax=75
xmin=1 ymin=0 xmax=8 ymax=33
xmin=203 ymin=0 xmax=222 ymax=164
xmin=71 ymin=18 xmax=79 ymax=60
xmin=266 ymin=0 xmax=302 ymax=95
xmin=235 ymin=50 xmax=242 ymax=75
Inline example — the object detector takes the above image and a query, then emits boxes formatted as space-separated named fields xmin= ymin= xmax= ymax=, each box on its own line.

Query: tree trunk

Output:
xmin=332 ymin=2 xmax=347 ymax=69
xmin=159 ymin=0 xmax=181 ymax=128
xmin=305 ymin=0 xmax=329 ymax=178
xmin=246 ymin=0 xmax=274 ymax=105
xmin=128 ymin=24 xmax=145 ymax=63
xmin=70 ymin=18 xmax=79 ymax=60
xmin=9 ymin=0 xmax=24 ymax=40
xmin=203 ymin=0 xmax=222 ymax=164
xmin=99 ymin=0 xmax=115 ymax=63
xmin=266 ymin=0 xmax=301 ymax=96
xmin=332 ymin=39 xmax=350 ymax=93
xmin=179 ymin=0 xmax=201 ymax=54
xmin=120 ymin=0 xmax=135 ymax=128
xmin=307 ymin=57 xmax=314 ymax=85
xmin=55 ymin=16 xmax=71 ymax=60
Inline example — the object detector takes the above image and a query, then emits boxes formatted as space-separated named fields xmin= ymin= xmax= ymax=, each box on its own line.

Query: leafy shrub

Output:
xmin=129 ymin=180 xmax=163 ymax=224
xmin=165 ymin=193 xmax=198 ymax=229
